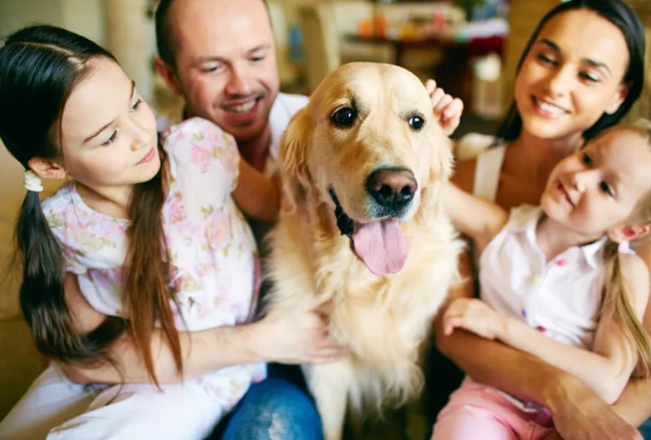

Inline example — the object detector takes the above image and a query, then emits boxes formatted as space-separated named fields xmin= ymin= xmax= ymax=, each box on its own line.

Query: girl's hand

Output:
xmin=443 ymin=298 xmax=505 ymax=340
xmin=425 ymin=79 xmax=464 ymax=137
xmin=253 ymin=297 xmax=348 ymax=364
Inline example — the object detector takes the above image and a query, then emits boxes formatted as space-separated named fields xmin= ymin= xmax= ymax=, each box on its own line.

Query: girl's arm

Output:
xmin=442 ymin=182 xmax=508 ymax=251
xmin=231 ymin=158 xmax=281 ymax=223
xmin=59 ymin=273 xmax=343 ymax=384
xmin=444 ymin=253 xmax=650 ymax=405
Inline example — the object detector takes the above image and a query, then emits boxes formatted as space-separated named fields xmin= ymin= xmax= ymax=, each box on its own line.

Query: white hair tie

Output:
xmin=24 ymin=170 xmax=44 ymax=193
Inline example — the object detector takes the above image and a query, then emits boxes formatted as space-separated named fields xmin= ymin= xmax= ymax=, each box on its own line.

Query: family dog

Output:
xmin=265 ymin=62 xmax=461 ymax=440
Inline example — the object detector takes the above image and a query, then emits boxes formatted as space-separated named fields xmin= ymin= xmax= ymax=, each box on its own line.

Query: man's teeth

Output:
xmin=226 ymin=101 xmax=256 ymax=114
xmin=535 ymin=98 xmax=566 ymax=115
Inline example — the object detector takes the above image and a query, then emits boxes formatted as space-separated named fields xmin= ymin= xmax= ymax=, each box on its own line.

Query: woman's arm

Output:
xmin=436 ymin=263 xmax=643 ymax=440
xmin=232 ymin=158 xmax=281 ymax=223
xmin=445 ymin=253 xmax=649 ymax=404
xmin=446 ymin=253 xmax=649 ymax=404
xmin=60 ymin=274 xmax=343 ymax=384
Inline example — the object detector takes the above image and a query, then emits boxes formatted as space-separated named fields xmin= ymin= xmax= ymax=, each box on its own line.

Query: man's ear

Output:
xmin=155 ymin=56 xmax=182 ymax=96
xmin=27 ymin=157 xmax=67 ymax=181
xmin=605 ymin=82 xmax=629 ymax=115
xmin=608 ymin=223 xmax=651 ymax=243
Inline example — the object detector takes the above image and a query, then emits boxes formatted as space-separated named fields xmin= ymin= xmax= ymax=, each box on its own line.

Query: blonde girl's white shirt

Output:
xmin=461 ymin=133 xmax=606 ymax=348
xmin=479 ymin=204 xmax=607 ymax=349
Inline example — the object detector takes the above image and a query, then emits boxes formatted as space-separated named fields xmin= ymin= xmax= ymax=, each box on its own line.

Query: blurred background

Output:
xmin=0 ymin=0 xmax=649 ymax=432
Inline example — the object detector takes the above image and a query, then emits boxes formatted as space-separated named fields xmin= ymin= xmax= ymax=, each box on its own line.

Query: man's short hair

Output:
xmin=154 ymin=0 xmax=270 ymax=71
xmin=155 ymin=0 xmax=177 ymax=69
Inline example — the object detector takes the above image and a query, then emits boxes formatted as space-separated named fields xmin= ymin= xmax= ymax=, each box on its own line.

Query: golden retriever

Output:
xmin=265 ymin=62 xmax=461 ymax=440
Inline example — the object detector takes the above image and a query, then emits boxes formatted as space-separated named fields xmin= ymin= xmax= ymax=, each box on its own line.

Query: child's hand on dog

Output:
xmin=425 ymin=79 xmax=463 ymax=137
xmin=253 ymin=296 xmax=348 ymax=364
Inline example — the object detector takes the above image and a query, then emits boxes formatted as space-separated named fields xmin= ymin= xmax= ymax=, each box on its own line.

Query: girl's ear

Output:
xmin=608 ymin=223 xmax=651 ymax=243
xmin=28 ymin=157 xmax=67 ymax=181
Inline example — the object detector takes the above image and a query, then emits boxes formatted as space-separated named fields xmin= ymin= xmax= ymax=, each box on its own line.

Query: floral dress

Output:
xmin=42 ymin=117 xmax=266 ymax=411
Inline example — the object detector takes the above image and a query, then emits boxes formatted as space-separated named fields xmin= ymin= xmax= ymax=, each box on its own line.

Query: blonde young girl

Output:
xmin=432 ymin=121 xmax=651 ymax=440
xmin=0 ymin=25 xmax=345 ymax=440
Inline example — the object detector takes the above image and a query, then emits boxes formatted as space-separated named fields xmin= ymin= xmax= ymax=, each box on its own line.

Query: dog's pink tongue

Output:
xmin=352 ymin=220 xmax=410 ymax=276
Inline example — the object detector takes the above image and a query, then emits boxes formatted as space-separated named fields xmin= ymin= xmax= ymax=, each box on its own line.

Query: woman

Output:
xmin=430 ymin=1 xmax=650 ymax=439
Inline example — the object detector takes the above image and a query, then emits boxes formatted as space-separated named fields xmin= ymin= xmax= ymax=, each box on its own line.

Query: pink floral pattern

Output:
xmin=42 ymin=117 xmax=265 ymax=403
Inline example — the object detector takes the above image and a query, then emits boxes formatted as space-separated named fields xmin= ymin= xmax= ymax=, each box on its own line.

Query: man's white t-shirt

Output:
xmin=157 ymin=92 xmax=309 ymax=177
xmin=265 ymin=93 xmax=309 ymax=178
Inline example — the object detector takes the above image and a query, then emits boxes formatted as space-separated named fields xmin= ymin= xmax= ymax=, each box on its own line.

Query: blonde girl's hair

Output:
xmin=602 ymin=119 xmax=651 ymax=377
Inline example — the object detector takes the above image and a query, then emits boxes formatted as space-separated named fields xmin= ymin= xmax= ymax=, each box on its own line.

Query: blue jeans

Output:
xmin=640 ymin=418 xmax=651 ymax=440
xmin=218 ymin=372 xmax=323 ymax=440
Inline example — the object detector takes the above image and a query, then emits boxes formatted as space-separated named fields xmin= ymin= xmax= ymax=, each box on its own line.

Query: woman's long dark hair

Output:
xmin=495 ymin=0 xmax=646 ymax=144
xmin=0 ymin=25 xmax=182 ymax=385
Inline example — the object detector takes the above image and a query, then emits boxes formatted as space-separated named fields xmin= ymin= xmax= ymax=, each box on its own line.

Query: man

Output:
xmin=155 ymin=0 xmax=304 ymax=176
xmin=154 ymin=1 xmax=322 ymax=438
xmin=153 ymin=2 xmax=462 ymax=438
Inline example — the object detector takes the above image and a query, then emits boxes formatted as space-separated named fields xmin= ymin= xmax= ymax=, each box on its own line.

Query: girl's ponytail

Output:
xmin=601 ymin=241 xmax=651 ymax=376
xmin=17 ymin=186 xmax=127 ymax=363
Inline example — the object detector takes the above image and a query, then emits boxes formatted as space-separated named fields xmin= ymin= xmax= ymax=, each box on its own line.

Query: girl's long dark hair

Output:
xmin=0 ymin=25 xmax=181 ymax=385
xmin=495 ymin=0 xmax=646 ymax=145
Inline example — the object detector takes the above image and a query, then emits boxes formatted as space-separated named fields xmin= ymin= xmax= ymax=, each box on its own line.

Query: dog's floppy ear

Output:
xmin=420 ymin=127 xmax=455 ymax=216
xmin=279 ymin=106 xmax=313 ymax=211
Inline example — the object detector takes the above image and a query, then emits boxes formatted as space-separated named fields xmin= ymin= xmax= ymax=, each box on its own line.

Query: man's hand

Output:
xmin=425 ymin=79 xmax=463 ymax=137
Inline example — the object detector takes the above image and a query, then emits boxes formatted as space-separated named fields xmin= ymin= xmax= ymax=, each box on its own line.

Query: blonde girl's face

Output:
xmin=58 ymin=57 xmax=160 ymax=190
xmin=514 ymin=8 xmax=630 ymax=142
xmin=542 ymin=127 xmax=651 ymax=237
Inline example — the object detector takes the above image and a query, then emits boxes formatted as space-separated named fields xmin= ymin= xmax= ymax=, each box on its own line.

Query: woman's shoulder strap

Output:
xmin=473 ymin=144 xmax=506 ymax=202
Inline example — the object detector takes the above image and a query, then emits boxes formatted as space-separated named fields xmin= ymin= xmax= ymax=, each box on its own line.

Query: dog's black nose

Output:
xmin=367 ymin=168 xmax=417 ymax=212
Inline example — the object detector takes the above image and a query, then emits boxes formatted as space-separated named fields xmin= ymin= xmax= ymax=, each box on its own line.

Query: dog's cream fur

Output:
xmin=265 ymin=63 xmax=462 ymax=440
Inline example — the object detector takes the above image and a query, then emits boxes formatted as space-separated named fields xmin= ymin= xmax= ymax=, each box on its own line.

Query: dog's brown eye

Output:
xmin=331 ymin=107 xmax=356 ymax=128
xmin=409 ymin=116 xmax=424 ymax=131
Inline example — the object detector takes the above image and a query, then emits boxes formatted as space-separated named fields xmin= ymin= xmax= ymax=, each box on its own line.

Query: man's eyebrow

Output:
xmin=83 ymin=81 xmax=135 ymax=143
xmin=195 ymin=55 xmax=226 ymax=64
xmin=248 ymin=43 xmax=271 ymax=54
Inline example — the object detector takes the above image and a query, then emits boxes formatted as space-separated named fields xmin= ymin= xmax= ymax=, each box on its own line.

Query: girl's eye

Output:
xmin=600 ymin=181 xmax=614 ymax=197
xmin=581 ymin=153 xmax=593 ymax=166
xmin=131 ymin=98 xmax=142 ymax=112
xmin=101 ymin=130 xmax=118 ymax=146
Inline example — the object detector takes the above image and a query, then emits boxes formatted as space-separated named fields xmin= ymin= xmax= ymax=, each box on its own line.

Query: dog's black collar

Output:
xmin=329 ymin=188 xmax=355 ymax=239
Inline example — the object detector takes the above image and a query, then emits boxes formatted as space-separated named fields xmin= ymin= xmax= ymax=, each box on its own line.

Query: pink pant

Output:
xmin=431 ymin=379 xmax=554 ymax=440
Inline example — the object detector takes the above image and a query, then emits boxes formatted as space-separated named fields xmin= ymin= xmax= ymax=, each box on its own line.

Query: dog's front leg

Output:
xmin=303 ymin=361 xmax=353 ymax=440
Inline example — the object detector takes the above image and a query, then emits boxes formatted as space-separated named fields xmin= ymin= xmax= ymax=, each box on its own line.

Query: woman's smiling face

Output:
xmin=514 ymin=8 xmax=630 ymax=142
